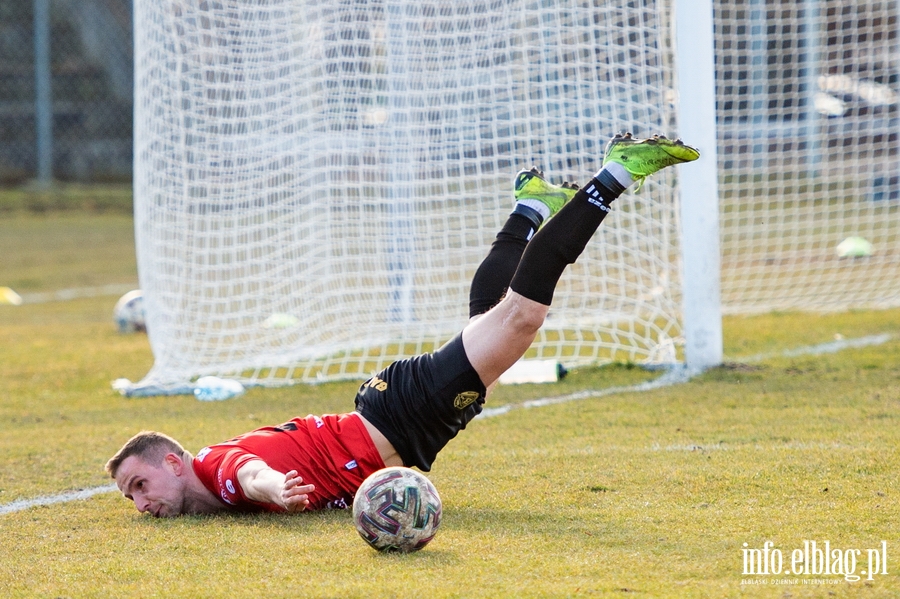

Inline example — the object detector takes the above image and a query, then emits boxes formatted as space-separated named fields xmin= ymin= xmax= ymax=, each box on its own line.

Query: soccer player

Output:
xmin=106 ymin=133 xmax=699 ymax=517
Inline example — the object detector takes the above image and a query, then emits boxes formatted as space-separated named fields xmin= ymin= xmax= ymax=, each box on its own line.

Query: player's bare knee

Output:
xmin=503 ymin=299 xmax=547 ymax=333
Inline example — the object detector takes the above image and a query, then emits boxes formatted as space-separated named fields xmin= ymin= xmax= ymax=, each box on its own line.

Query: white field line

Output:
xmin=0 ymin=333 xmax=893 ymax=515
xmin=20 ymin=284 xmax=136 ymax=304
xmin=479 ymin=364 xmax=697 ymax=419
xmin=0 ymin=483 xmax=117 ymax=515
xmin=739 ymin=333 xmax=892 ymax=362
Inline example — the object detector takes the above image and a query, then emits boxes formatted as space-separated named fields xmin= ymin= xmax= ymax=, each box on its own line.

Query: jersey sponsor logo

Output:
xmin=314 ymin=415 xmax=324 ymax=428
xmin=364 ymin=376 xmax=388 ymax=392
xmin=226 ymin=479 xmax=236 ymax=494
xmin=217 ymin=468 xmax=235 ymax=504
xmin=453 ymin=391 xmax=480 ymax=410
xmin=196 ymin=447 xmax=212 ymax=462
xmin=344 ymin=460 xmax=358 ymax=470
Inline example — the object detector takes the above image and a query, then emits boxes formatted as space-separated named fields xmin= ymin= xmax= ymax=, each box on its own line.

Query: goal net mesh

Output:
xmin=716 ymin=0 xmax=900 ymax=314
xmin=127 ymin=0 xmax=682 ymax=391
xmin=126 ymin=0 xmax=900 ymax=393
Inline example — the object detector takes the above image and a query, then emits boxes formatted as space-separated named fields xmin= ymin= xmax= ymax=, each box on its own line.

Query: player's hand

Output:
xmin=281 ymin=470 xmax=315 ymax=512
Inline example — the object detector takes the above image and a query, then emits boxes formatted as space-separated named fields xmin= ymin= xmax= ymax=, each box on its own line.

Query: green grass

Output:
xmin=1 ymin=212 xmax=900 ymax=598
xmin=0 ymin=212 xmax=137 ymax=293
xmin=0 ymin=183 xmax=132 ymax=215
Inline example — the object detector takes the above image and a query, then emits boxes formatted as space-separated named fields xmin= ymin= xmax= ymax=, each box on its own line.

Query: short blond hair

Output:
xmin=105 ymin=431 xmax=186 ymax=478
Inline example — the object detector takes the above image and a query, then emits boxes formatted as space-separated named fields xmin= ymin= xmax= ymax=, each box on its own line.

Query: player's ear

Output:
xmin=163 ymin=452 xmax=185 ymax=475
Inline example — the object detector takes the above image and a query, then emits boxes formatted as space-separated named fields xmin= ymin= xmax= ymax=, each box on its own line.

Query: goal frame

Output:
xmin=675 ymin=0 xmax=723 ymax=371
xmin=121 ymin=0 xmax=725 ymax=396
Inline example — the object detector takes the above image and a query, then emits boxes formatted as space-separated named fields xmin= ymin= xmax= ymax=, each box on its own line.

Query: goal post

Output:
xmin=675 ymin=0 xmax=723 ymax=371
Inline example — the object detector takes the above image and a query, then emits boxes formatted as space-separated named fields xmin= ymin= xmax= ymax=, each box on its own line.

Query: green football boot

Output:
xmin=513 ymin=167 xmax=580 ymax=218
xmin=602 ymin=133 xmax=700 ymax=189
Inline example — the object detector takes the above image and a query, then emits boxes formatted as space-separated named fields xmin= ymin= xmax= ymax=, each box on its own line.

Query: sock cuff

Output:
xmin=511 ymin=203 xmax=544 ymax=232
xmin=596 ymin=162 xmax=633 ymax=190
xmin=595 ymin=168 xmax=628 ymax=196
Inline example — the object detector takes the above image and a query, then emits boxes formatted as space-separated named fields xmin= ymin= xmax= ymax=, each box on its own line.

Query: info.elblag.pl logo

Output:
xmin=741 ymin=540 xmax=888 ymax=585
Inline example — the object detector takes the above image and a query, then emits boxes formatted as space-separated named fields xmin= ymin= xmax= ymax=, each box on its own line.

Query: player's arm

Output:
xmin=235 ymin=459 xmax=315 ymax=512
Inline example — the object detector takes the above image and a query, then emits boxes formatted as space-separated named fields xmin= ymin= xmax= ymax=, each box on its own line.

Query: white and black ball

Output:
xmin=113 ymin=290 xmax=146 ymax=334
xmin=352 ymin=467 xmax=442 ymax=553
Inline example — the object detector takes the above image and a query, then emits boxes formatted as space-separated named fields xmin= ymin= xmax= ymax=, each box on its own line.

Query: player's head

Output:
xmin=106 ymin=431 xmax=190 ymax=518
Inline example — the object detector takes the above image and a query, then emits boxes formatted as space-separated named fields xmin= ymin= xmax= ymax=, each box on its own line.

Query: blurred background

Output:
xmin=0 ymin=0 xmax=132 ymax=185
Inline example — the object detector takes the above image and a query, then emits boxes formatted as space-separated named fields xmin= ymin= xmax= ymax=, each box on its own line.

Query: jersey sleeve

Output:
xmin=194 ymin=445 xmax=282 ymax=511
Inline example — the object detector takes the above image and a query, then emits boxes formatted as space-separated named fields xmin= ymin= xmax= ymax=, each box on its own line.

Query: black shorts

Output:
xmin=354 ymin=333 xmax=486 ymax=471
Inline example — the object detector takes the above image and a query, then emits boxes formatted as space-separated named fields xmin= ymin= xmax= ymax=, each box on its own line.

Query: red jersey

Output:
xmin=192 ymin=413 xmax=385 ymax=511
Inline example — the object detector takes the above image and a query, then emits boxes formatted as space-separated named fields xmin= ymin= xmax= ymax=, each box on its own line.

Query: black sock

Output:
xmin=468 ymin=211 xmax=536 ymax=318
xmin=509 ymin=170 xmax=626 ymax=305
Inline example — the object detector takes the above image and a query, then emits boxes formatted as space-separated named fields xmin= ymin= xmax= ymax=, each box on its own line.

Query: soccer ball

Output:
xmin=352 ymin=467 xmax=442 ymax=553
xmin=113 ymin=290 xmax=146 ymax=334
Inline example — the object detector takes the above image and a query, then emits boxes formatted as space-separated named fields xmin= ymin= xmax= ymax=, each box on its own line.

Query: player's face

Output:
xmin=115 ymin=455 xmax=186 ymax=518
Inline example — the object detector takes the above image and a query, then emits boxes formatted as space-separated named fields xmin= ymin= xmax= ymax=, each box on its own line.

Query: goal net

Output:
xmin=716 ymin=0 xmax=900 ymax=314
xmin=123 ymin=0 xmax=684 ymax=393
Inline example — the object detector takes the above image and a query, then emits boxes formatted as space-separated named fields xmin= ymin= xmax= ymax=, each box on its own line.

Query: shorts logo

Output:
xmin=365 ymin=376 xmax=388 ymax=392
xmin=453 ymin=391 xmax=480 ymax=410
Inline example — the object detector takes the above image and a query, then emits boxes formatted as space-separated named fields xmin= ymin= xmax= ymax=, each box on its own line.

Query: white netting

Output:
xmin=127 ymin=0 xmax=683 ymax=392
xmin=716 ymin=0 xmax=900 ymax=313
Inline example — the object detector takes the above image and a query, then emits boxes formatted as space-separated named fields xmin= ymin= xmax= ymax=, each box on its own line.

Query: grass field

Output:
xmin=1 ymin=210 xmax=900 ymax=598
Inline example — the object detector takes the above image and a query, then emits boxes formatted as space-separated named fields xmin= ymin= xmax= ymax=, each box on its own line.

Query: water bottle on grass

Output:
xmin=193 ymin=376 xmax=245 ymax=401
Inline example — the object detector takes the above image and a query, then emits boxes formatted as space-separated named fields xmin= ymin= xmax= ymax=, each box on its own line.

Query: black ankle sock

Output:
xmin=509 ymin=172 xmax=625 ymax=305
xmin=468 ymin=212 xmax=534 ymax=318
